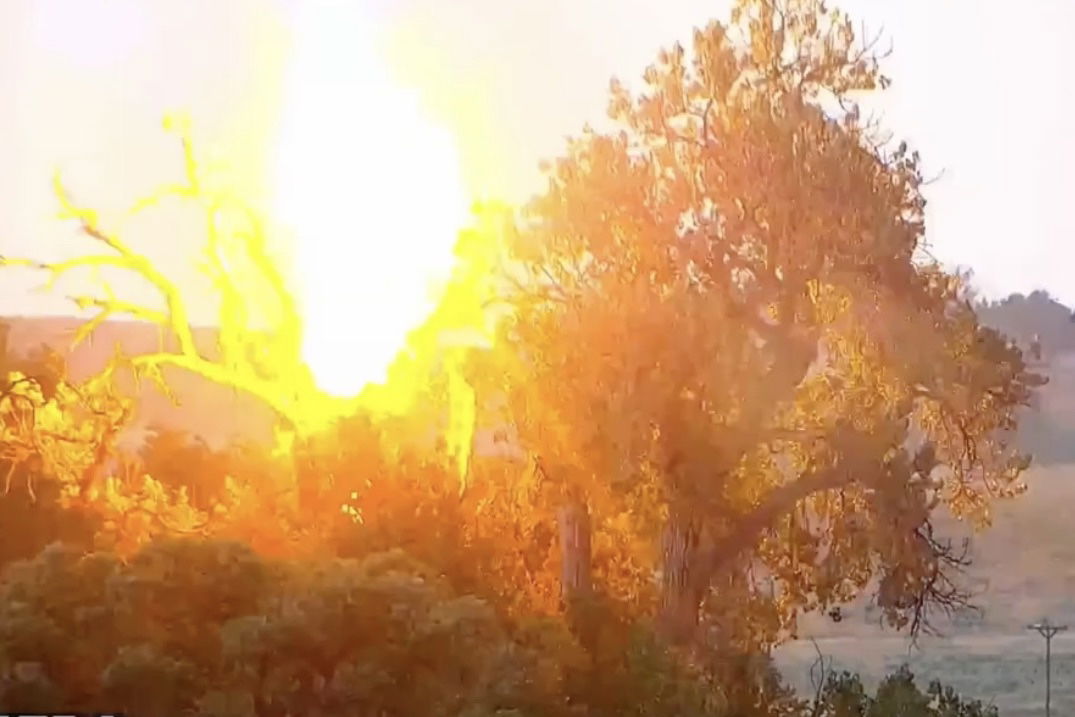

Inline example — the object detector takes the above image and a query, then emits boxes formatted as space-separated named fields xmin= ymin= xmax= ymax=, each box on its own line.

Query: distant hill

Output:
xmin=978 ymin=289 xmax=1075 ymax=356
xmin=0 ymin=315 xmax=504 ymax=457
xmin=5 ymin=289 xmax=1073 ymax=456
xmin=1 ymin=315 xmax=276 ymax=450
xmin=977 ymin=291 xmax=1075 ymax=466
xmin=6 ymin=290 xmax=1070 ymax=451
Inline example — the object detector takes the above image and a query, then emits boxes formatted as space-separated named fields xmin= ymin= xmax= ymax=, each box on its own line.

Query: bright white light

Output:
xmin=273 ymin=2 xmax=468 ymax=397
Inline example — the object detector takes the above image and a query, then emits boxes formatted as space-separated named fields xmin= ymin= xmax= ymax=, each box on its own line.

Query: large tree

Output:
xmin=477 ymin=0 xmax=1043 ymax=646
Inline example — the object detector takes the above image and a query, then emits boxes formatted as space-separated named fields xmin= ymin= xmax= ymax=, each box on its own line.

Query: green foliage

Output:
xmin=0 ymin=540 xmax=519 ymax=716
xmin=0 ymin=321 xmax=101 ymax=568
xmin=808 ymin=665 xmax=999 ymax=717
xmin=0 ymin=540 xmax=664 ymax=716
xmin=0 ymin=538 xmax=1000 ymax=717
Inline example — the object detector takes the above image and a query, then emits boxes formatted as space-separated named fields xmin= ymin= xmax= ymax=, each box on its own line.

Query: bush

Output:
xmin=0 ymin=540 xmax=678 ymax=716
xmin=0 ymin=539 xmax=1000 ymax=717
xmin=810 ymin=665 xmax=1000 ymax=717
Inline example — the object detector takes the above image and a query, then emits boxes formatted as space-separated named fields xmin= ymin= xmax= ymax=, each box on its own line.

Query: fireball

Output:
xmin=272 ymin=2 xmax=469 ymax=399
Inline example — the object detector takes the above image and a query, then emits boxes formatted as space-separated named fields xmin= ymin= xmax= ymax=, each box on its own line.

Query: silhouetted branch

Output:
xmin=0 ymin=118 xmax=335 ymax=435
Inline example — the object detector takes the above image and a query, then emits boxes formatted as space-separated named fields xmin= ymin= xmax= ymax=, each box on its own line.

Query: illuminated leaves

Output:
xmin=1 ymin=116 xmax=346 ymax=438
xmin=492 ymin=0 xmax=1043 ymax=645
xmin=0 ymin=362 xmax=129 ymax=504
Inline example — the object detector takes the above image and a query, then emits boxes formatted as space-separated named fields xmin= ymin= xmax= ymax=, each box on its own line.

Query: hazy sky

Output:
xmin=2 ymin=0 xmax=1074 ymax=321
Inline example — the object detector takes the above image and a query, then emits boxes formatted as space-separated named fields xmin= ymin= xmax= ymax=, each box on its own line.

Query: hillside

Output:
xmin=1 ymin=315 xmax=277 ymax=450
xmin=978 ymin=292 xmax=1075 ymax=466
xmin=8 ymin=292 xmax=1073 ymax=460
xmin=978 ymin=290 xmax=1075 ymax=356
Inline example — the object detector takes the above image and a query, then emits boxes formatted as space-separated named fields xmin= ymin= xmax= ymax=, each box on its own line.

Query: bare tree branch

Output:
xmin=0 ymin=120 xmax=338 ymax=435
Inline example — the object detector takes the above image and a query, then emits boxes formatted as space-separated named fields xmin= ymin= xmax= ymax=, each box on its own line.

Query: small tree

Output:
xmin=0 ymin=324 xmax=114 ymax=564
xmin=0 ymin=323 xmax=129 ymax=498
xmin=807 ymin=665 xmax=998 ymax=717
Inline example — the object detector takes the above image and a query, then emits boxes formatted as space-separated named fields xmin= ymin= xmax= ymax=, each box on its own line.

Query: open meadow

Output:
xmin=777 ymin=633 xmax=1074 ymax=717
xmin=776 ymin=457 xmax=1075 ymax=714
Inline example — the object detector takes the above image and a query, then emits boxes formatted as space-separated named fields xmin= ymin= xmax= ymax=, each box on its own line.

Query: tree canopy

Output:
xmin=474 ymin=0 xmax=1043 ymax=646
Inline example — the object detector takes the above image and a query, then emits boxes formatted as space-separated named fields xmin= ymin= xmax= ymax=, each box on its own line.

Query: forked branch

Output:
xmin=0 ymin=118 xmax=325 ymax=434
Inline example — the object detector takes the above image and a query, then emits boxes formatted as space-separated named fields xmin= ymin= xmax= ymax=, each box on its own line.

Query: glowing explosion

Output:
xmin=273 ymin=3 xmax=470 ymax=399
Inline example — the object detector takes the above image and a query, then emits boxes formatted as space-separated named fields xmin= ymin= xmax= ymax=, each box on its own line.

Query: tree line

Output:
xmin=0 ymin=0 xmax=1043 ymax=714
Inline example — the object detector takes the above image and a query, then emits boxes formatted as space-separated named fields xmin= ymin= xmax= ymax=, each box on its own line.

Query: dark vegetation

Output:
xmin=0 ymin=539 xmax=998 ymax=716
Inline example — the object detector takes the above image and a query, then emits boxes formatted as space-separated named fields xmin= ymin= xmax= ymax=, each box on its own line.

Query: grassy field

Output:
xmin=771 ymin=458 xmax=1075 ymax=715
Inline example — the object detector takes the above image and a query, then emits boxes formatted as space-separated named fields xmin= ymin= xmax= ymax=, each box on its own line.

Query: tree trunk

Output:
xmin=557 ymin=499 xmax=593 ymax=601
xmin=658 ymin=514 xmax=704 ymax=644
xmin=557 ymin=497 xmax=597 ymax=648
xmin=293 ymin=434 xmax=319 ymax=513
xmin=292 ymin=416 xmax=354 ymax=516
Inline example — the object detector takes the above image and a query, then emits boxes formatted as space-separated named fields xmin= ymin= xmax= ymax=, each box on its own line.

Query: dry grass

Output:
xmin=776 ymin=460 xmax=1075 ymax=715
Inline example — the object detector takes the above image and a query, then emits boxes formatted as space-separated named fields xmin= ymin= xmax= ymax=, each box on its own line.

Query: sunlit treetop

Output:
xmin=474 ymin=0 xmax=1045 ymax=645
